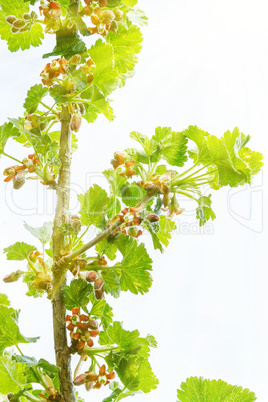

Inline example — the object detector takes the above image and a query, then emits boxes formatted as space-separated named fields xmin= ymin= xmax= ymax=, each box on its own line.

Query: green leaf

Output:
xmin=239 ymin=147 xmax=263 ymax=176
xmin=102 ymin=269 xmax=121 ymax=298
xmin=43 ymin=28 xmax=86 ymax=59
xmin=122 ymin=0 xmax=137 ymax=5
xmin=106 ymin=24 xmax=143 ymax=85
xmin=0 ymin=356 xmax=27 ymax=394
xmin=157 ymin=215 xmax=177 ymax=247
xmin=0 ymin=122 xmax=20 ymax=156
xmin=0 ymin=12 xmax=44 ymax=52
xmin=89 ymin=39 xmax=120 ymax=96
xmin=95 ymin=238 xmax=118 ymax=261
xmin=4 ymin=242 xmax=36 ymax=260
xmin=0 ymin=306 xmax=38 ymax=355
xmin=104 ymin=169 xmax=127 ymax=197
xmin=121 ymin=183 xmax=147 ymax=207
xmin=117 ymin=356 xmax=158 ymax=393
xmin=196 ymin=195 xmax=216 ymax=226
xmin=183 ymin=125 xmax=211 ymax=164
xmin=100 ymin=321 xmax=142 ymax=350
xmin=89 ymin=294 xmax=106 ymax=317
xmin=0 ymin=294 xmax=10 ymax=306
xmin=49 ymin=85 xmax=69 ymax=104
xmin=130 ymin=131 xmax=157 ymax=157
xmin=23 ymin=84 xmax=49 ymax=114
xmin=116 ymin=236 xmax=153 ymax=295
xmin=62 ymin=278 xmax=93 ymax=310
xmin=177 ymin=377 xmax=257 ymax=401
xmin=24 ymin=221 xmax=53 ymax=245
xmin=127 ymin=7 xmax=148 ymax=26
xmin=101 ymin=302 xmax=114 ymax=331
xmin=78 ymin=184 xmax=110 ymax=228
xmin=152 ymin=127 xmax=188 ymax=167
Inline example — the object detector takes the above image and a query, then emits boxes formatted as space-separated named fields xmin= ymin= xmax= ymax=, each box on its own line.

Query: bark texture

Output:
xmin=52 ymin=105 xmax=77 ymax=402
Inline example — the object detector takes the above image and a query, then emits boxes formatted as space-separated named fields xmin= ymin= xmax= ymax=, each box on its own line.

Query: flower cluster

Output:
xmin=73 ymin=364 xmax=115 ymax=391
xmin=3 ymin=154 xmax=40 ymax=189
xmin=111 ymin=151 xmax=136 ymax=178
xmin=5 ymin=11 xmax=38 ymax=34
xmin=108 ymin=207 xmax=143 ymax=238
xmin=65 ymin=307 xmax=100 ymax=351
xmin=80 ymin=1 xmax=123 ymax=36
xmin=40 ymin=58 xmax=68 ymax=87
xmin=39 ymin=0 xmax=62 ymax=33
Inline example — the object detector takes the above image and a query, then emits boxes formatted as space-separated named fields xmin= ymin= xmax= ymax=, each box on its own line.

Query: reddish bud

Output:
xmin=86 ymin=271 xmax=97 ymax=283
xmin=130 ymin=207 xmax=139 ymax=214
xmin=147 ymin=213 xmax=160 ymax=223
xmin=88 ymin=319 xmax=99 ymax=330
xmin=87 ymin=338 xmax=94 ymax=347
xmin=95 ymin=287 xmax=105 ymax=300
xmin=121 ymin=207 xmax=128 ymax=215
xmin=125 ymin=160 xmax=135 ymax=167
xmin=77 ymin=340 xmax=86 ymax=349
xmin=3 ymin=270 xmax=23 ymax=283
xmin=13 ymin=171 xmax=26 ymax=190
xmin=114 ymin=151 xmax=126 ymax=165
xmin=73 ymin=373 xmax=86 ymax=386
xmin=99 ymin=364 xmax=106 ymax=375
xmin=126 ymin=168 xmax=135 ymax=177
xmin=70 ymin=112 xmax=82 ymax=133
xmin=85 ymin=373 xmax=98 ymax=382
xmin=94 ymin=277 xmax=104 ymax=290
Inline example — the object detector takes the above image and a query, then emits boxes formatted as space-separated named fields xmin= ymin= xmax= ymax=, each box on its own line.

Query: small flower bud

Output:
xmin=3 ymin=270 xmax=23 ymax=283
xmin=6 ymin=15 xmax=17 ymax=24
xmin=85 ymin=381 xmax=94 ymax=391
xmin=23 ymin=13 xmax=31 ymax=20
xmin=95 ymin=287 xmax=105 ymax=300
xmin=147 ymin=213 xmax=160 ymax=223
xmin=109 ymin=20 xmax=118 ymax=32
xmin=91 ymin=14 xmax=100 ymax=25
xmin=13 ymin=19 xmax=25 ymax=28
xmin=73 ymin=373 xmax=87 ymax=386
xmin=86 ymin=271 xmax=97 ymax=283
xmin=94 ymin=277 xmax=104 ymax=290
xmin=78 ymin=103 xmax=86 ymax=115
xmin=87 ymin=319 xmax=99 ymax=330
xmin=11 ymin=26 xmax=20 ymax=33
xmin=114 ymin=151 xmax=127 ymax=165
xmin=70 ymin=112 xmax=82 ymax=132
xmin=114 ymin=9 xmax=123 ymax=21
xmin=102 ymin=10 xmax=115 ymax=21
xmin=69 ymin=54 xmax=81 ymax=65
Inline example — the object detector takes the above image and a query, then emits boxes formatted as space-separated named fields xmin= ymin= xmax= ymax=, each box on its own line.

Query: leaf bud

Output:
xmin=73 ymin=373 xmax=87 ymax=386
xmin=95 ymin=287 xmax=105 ymax=300
xmin=70 ymin=112 xmax=82 ymax=132
xmin=114 ymin=9 xmax=123 ymax=21
xmin=3 ymin=270 xmax=23 ymax=283
xmin=94 ymin=277 xmax=104 ymax=290
xmin=86 ymin=271 xmax=97 ymax=283
xmin=147 ymin=213 xmax=160 ymax=223
xmin=13 ymin=19 xmax=26 ymax=28
xmin=6 ymin=15 xmax=16 ymax=24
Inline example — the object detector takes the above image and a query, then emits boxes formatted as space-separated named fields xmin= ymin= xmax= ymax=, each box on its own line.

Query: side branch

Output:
xmin=64 ymin=193 xmax=154 ymax=264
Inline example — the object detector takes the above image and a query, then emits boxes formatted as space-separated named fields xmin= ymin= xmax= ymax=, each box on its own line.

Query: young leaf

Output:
xmin=196 ymin=195 xmax=216 ymax=226
xmin=0 ymin=356 xmax=27 ymax=394
xmin=157 ymin=215 xmax=177 ymax=247
xmin=88 ymin=295 xmax=113 ymax=330
xmin=117 ymin=356 xmax=158 ymax=393
xmin=102 ymin=269 xmax=121 ymax=298
xmin=0 ymin=294 xmax=10 ymax=306
xmin=89 ymin=39 xmax=120 ymax=96
xmin=78 ymin=184 xmax=110 ymax=228
xmin=127 ymin=7 xmax=148 ymax=27
xmin=106 ymin=24 xmax=143 ymax=85
xmin=116 ymin=236 xmax=153 ymax=295
xmin=23 ymin=84 xmax=49 ymax=114
xmin=4 ymin=242 xmax=36 ymax=260
xmin=62 ymin=278 xmax=93 ymax=310
xmin=177 ymin=377 xmax=257 ymax=401
xmin=99 ymin=321 xmax=147 ymax=350
xmin=95 ymin=238 xmax=118 ymax=261
xmin=152 ymin=127 xmax=188 ymax=167
xmin=104 ymin=169 xmax=127 ymax=197
xmin=0 ymin=122 xmax=20 ymax=156
xmin=24 ymin=221 xmax=53 ymax=245
xmin=121 ymin=183 xmax=147 ymax=207
xmin=238 ymin=147 xmax=263 ymax=176
xmin=130 ymin=131 xmax=157 ymax=157
xmin=0 ymin=306 xmax=38 ymax=355
xmin=43 ymin=28 xmax=86 ymax=58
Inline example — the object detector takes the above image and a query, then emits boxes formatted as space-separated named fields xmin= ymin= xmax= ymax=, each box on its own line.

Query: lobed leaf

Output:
xmin=0 ymin=356 xmax=27 ymax=394
xmin=62 ymin=278 xmax=93 ymax=310
xmin=23 ymin=84 xmax=49 ymax=114
xmin=78 ymin=184 xmax=110 ymax=228
xmin=24 ymin=221 xmax=53 ymax=245
xmin=4 ymin=242 xmax=36 ymax=260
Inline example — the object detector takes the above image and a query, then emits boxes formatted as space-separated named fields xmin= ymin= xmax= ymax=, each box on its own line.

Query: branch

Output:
xmin=52 ymin=105 xmax=76 ymax=402
xmin=64 ymin=193 xmax=154 ymax=264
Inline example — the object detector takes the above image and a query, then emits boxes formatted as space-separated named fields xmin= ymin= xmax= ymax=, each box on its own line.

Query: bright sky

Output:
xmin=0 ymin=0 xmax=268 ymax=401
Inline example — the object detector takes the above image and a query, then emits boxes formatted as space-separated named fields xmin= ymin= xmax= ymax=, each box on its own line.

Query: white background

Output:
xmin=0 ymin=0 xmax=268 ymax=400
